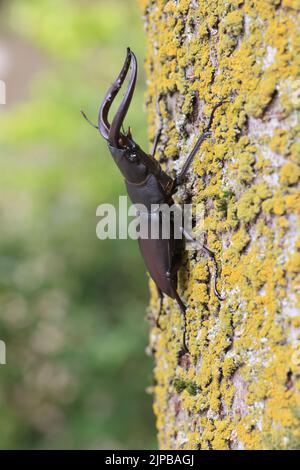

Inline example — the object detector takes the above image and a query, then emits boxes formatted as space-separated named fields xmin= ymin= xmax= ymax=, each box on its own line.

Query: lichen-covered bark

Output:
xmin=139 ymin=0 xmax=300 ymax=450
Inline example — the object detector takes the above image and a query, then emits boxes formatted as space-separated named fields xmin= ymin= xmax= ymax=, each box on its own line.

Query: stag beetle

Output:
xmin=81 ymin=48 xmax=225 ymax=354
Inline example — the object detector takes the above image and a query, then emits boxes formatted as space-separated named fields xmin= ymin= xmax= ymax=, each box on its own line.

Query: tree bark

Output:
xmin=139 ymin=0 xmax=300 ymax=450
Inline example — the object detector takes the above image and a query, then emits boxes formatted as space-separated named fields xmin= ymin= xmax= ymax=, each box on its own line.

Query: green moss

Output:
xmin=173 ymin=378 xmax=187 ymax=393
xmin=216 ymin=190 xmax=235 ymax=215
xmin=186 ymin=382 xmax=199 ymax=396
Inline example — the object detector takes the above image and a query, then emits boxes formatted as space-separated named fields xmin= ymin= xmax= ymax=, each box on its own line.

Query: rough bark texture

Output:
xmin=139 ymin=0 xmax=300 ymax=450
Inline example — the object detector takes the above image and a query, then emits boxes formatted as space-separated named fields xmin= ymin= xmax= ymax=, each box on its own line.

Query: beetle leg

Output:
xmin=151 ymin=95 xmax=163 ymax=158
xmin=155 ymin=285 xmax=164 ymax=328
xmin=201 ymin=244 xmax=224 ymax=301
xmin=166 ymin=271 xmax=189 ymax=354
xmin=171 ymin=283 xmax=189 ymax=356
xmin=151 ymin=127 xmax=162 ymax=159
xmin=174 ymin=101 xmax=227 ymax=187
xmin=182 ymin=228 xmax=225 ymax=301
xmin=174 ymin=131 xmax=212 ymax=187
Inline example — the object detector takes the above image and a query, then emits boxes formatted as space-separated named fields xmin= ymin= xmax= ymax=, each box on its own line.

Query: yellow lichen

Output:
xmin=140 ymin=0 xmax=300 ymax=450
xmin=246 ymin=76 xmax=277 ymax=118
xmin=280 ymin=162 xmax=300 ymax=186
xmin=282 ymin=0 xmax=300 ymax=9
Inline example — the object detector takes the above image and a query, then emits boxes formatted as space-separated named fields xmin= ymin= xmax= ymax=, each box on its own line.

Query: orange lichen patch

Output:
xmin=139 ymin=0 xmax=300 ymax=450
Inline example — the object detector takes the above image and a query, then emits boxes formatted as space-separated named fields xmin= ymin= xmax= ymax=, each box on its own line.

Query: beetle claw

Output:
xmin=94 ymin=48 xmax=137 ymax=148
xmin=83 ymin=48 xmax=137 ymax=147
xmin=108 ymin=51 xmax=137 ymax=147
xmin=97 ymin=48 xmax=132 ymax=141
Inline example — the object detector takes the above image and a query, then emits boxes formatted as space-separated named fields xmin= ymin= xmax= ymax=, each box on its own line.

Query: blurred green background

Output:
xmin=0 ymin=0 xmax=156 ymax=449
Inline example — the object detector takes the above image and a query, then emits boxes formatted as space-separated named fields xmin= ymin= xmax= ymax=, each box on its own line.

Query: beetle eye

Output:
xmin=128 ymin=152 xmax=138 ymax=162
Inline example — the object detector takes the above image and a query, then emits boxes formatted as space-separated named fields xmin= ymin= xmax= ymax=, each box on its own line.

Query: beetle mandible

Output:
xmin=82 ymin=48 xmax=225 ymax=354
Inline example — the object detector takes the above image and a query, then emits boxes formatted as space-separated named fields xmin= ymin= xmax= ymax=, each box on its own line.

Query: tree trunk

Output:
xmin=139 ymin=0 xmax=300 ymax=450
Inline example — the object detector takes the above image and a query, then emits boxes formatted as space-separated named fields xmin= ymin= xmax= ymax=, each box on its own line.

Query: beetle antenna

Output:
xmin=81 ymin=110 xmax=98 ymax=129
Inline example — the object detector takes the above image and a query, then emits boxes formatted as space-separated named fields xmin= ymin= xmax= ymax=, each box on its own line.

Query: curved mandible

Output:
xmin=98 ymin=48 xmax=132 ymax=140
xmin=108 ymin=49 xmax=137 ymax=147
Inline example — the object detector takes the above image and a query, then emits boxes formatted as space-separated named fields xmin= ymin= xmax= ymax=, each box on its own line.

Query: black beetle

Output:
xmin=82 ymin=48 xmax=225 ymax=354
